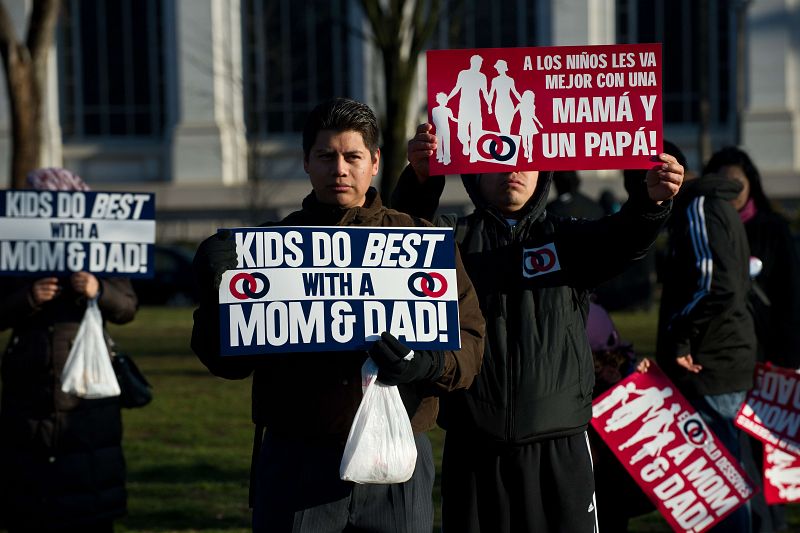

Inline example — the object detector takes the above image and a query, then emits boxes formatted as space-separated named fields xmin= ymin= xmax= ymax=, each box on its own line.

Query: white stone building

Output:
xmin=0 ymin=0 xmax=798 ymax=242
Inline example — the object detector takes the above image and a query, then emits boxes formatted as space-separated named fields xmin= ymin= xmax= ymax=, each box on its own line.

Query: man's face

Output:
xmin=304 ymin=129 xmax=380 ymax=209
xmin=717 ymin=164 xmax=750 ymax=211
xmin=478 ymin=171 xmax=539 ymax=216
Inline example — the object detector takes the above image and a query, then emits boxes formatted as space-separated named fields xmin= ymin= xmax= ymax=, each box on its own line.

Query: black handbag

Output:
xmin=112 ymin=351 xmax=152 ymax=408
xmin=105 ymin=331 xmax=153 ymax=408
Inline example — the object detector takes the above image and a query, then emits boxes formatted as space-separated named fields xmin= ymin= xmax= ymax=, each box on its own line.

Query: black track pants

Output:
xmin=441 ymin=431 xmax=598 ymax=533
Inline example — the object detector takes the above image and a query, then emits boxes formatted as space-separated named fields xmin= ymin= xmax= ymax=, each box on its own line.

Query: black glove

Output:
xmin=368 ymin=332 xmax=444 ymax=386
xmin=193 ymin=230 xmax=238 ymax=291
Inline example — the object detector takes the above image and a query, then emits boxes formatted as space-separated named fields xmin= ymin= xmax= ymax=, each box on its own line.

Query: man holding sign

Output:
xmin=394 ymin=43 xmax=683 ymax=533
xmin=191 ymin=98 xmax=484 ymax=533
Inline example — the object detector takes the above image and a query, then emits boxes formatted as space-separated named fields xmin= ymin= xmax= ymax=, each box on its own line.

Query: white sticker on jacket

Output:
xmin=522 ymin=242 xmax=561 ymax=278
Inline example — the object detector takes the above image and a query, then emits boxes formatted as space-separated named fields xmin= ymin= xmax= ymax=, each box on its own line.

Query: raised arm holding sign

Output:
xmin=392 ymin=43 xmax=683 ymax=533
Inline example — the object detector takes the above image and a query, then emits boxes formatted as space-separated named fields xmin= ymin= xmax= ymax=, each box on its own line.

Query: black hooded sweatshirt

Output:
xmin=393 ymin=167 xmax=671 ymax=443
xmin=656 ymin=175 xmax=756 ymax=397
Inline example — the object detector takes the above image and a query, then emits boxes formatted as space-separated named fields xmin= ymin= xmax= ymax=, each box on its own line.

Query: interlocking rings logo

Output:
xmin=407 ymin=272 xmax=448 ymax=298
xmin=229 ymin=272 xmax=270 ymax=300
xmin=522 ymin=243 xmax=561 ymax=279
xmin=524 ymin=248 xmax=556 ymax=273
xmin=680 ymin=416 xmax=709 ymax=447
xmin=477 ymin=133 xmax=517 ymax=162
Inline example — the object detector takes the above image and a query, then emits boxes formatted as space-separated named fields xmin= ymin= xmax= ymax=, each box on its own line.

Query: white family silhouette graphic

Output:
xmin=594 ymin=381 xmax=681 ymax=460
xmin=766 ymin=446 xmax=800 ymax=500
xmin=433 ymin=55 xmax=543 ymax=166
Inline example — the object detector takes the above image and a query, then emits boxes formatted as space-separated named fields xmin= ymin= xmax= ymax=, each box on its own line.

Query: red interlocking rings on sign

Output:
xmin=523 ymin=248 xmax=556 ymax=273
xmin=229 ymin=272 xmax=270 ymax=300
xmin=407 ymin=272 xmax=448 ymax=298
xmin=477 ymin=133 xmax=517 ymax=162
xmin=681 ymin=418 xmax=708 ymax=446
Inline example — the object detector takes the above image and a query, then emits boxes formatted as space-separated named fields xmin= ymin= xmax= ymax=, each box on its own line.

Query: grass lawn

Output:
xmin=2 ymin=305 xmax=797 ymax=532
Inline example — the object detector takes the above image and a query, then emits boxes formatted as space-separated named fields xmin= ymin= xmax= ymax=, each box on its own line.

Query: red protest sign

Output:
xmin=734 ymin=363 xmax=800 ymax=454
xmin=426 ymin=43 xmax=662 ymax=175
xmin=591 ymin=364 xmax=755 ymax=533
xmin=763 ymin=443 xmax=800 ymax=504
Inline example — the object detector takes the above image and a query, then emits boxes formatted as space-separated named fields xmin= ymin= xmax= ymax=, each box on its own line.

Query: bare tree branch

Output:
xmin=409 ymin=0 xmax=439 ymax=59
xmin=0 ymin=0 xmax=61 ymax=187
xmin=27 ymin=0 xmax=61 ymax=63
xmin=359 ymin=0 xmax=391 ymax=48
xmin=0 ymin=1 xmax=20 ymax=60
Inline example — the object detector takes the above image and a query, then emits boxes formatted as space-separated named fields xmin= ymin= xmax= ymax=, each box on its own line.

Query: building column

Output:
xmin=170 ymin=0 xmax=247 ymax=185
xmin=40 ymin=35 xmax=62 ymax=169
xmin=742 ymin=0 xmax=800 ymax=175
xmin=551 ymin=0 xmax=615 ymax=46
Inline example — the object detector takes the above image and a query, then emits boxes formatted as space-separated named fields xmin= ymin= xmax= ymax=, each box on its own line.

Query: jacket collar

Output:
xmin=298 ymin=187 xmax=383 ymax=225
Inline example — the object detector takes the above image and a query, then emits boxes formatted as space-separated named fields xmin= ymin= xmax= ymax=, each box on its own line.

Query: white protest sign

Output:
xmin=0 ymin=190 xmax=156 ymax=277
xmin=217 ymin=226 xmax=460 ymax=356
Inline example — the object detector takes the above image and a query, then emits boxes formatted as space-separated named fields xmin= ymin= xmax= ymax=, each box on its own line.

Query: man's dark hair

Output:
xmin=703 ymin=146 xmax=771 ymax=213
xmin=302 ymin=97 xmax=380 ymax=158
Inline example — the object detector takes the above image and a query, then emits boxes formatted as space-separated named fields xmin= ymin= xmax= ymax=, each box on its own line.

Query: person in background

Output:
xmin=703 ymin=146 xmax=800 ymax=369
xmin=546 ymin=169 xmax=605 ymax=220
xmin=191 ymin=98 xmax=485 ymax=533
xmin=594 ymin=141 xmax=688 ymax=313
xmin=656 ymin=142 xmax=756 ymax=532
xmin=704 ymin=146 xmax=800 ymax=533
xmin=586 ymin=301 xmax=656 ymax=532
xmin=598 ymin=188 xmax=621 ymax=215
xmin=396 ymin=122 xmax=683 ymax=533
xmin=0 ymin=168 xmax=138 ymax=533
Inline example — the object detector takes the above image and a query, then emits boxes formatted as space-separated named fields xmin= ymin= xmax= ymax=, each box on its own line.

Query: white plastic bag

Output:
xmin=340 ymin=358 xmax=418 ymax=484
xmin=61 ymin=298 xmax=121 ymax=399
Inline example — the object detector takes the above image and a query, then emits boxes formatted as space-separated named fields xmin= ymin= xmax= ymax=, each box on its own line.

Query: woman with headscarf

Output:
xmin=0 ymin=168 xmax=138 ymax=533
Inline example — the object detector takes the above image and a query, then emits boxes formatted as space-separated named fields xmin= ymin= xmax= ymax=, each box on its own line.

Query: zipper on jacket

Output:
xmin=505 ymin=221 xmax=517 ymax=442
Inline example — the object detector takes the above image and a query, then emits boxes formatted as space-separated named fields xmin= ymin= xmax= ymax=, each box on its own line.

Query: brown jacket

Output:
xmin=192 ymin=188 xmax=485 ymax=437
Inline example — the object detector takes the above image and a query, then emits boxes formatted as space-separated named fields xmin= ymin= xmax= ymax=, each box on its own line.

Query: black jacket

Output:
xmin=393 ymin=168 xmax=671 ymax=443
xmin=191 ymin=188 xmax=485 ymax=438
xmin=745 ymin=209 xmax=800 ymax=367
xmin=656 ymin=175 xmax=756 ymax=396
xmin=0 ymin=278 xmax=137 ymax=529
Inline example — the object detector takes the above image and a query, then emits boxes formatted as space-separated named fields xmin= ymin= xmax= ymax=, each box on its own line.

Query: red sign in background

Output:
xmin=764 ymin=443 xmax=800 ymax=504
xmin=735 ymin=363 xmax=800 ymax=454
xmin=426 ymin=43 xmax=662 ymax=175
xmin=591 ymin=364 xmax=755 ymax=533
xmin=734 ymin=362 xmax=800 ymax=504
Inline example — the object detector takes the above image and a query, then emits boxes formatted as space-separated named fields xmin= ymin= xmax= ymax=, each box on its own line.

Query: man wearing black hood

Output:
xmin=394 ymin=123 xmax=684 ymax=533
xmin=656 ymin=149 xmax=756 ymax=532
